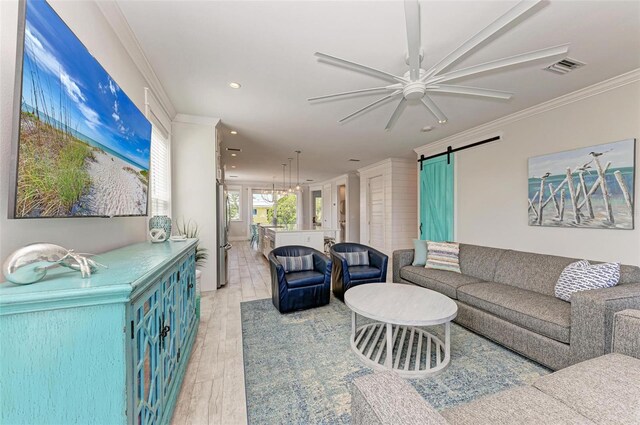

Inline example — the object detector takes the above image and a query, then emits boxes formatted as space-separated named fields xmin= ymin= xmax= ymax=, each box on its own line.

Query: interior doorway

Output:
xmin=311 ymin=190 xmax=322 ymax=228
xmin=338 ymin=184 xmax=346 ymax=242
xmin=322 ymin=183 xmax=332 ymax=229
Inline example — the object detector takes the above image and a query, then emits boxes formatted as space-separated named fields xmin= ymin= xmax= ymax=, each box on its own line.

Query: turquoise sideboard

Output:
xmin=0 ymin=239 xmax=199 ymax=425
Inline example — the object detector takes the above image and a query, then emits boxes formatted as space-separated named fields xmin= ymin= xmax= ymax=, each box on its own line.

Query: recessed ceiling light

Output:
xmin=438 ymin=119 xmax=447 ymax=124
xmin=230 ymin=130 xmax=238 ymax=135
xmin=229 ymin=82 xmax=241 ymax=89
xmin=231 ymin=153 xmax=237 ymax=157
xmin=231 ymin=165 xmax=236 ymax=169
xmin=421 ymin=126 xmax=434 ymax=132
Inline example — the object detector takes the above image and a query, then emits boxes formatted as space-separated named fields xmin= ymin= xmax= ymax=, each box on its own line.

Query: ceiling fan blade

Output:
xmin=308 ymin=84 xmax=402 ymax=102
xmin=426 ymin=84 xmax=513 ymax=99
xmin=315 ymin=52 xmax=407 ymax=83
xmin=423 ymin=0 xmax=542 ymax=80
xmin=338 ymin=90 xmax=402 ymax=123
xmin=430 ymin=44 xmax=569 ymax=84
xmin=421 ymin=96 xmax=448 ymax=123
xmin=385 ymin=98 xmax=408 ymax=131
xmin=404 ymin=0 xmax=421 ymax=81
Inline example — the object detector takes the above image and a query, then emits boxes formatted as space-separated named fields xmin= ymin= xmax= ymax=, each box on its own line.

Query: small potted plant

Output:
xmin=175 ymin=218 xmax=208 ymax=317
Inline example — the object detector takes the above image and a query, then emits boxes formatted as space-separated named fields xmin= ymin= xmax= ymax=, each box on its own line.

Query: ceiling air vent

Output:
xmin=348 ymin=158 xmax=360 ymax=162
xmin=544 ymin=58 xmax=585 ymax=75
xmin=226 ymin=147 xmax=242 ymax=152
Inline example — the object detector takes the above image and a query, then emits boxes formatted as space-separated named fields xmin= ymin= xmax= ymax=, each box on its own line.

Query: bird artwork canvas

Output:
xmin=528 ymin=139 xmax=635 ymax=229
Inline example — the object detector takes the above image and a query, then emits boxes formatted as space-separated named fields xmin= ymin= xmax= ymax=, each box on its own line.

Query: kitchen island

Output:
xmin=259 ymin=224 xmax=337 ymax=258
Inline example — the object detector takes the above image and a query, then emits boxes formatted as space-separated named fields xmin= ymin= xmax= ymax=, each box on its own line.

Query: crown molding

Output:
xmin=173 ymin=114 xmax=220 ymax=126
xmin=96 ymin=1 xmax=176 ymax=119
xmin=415 ymin=68 xmax=640 ymax=156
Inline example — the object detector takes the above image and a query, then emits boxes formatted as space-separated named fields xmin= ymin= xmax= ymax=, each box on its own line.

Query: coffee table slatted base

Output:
xmin=350 ymin=321 xmax=451 ymax=378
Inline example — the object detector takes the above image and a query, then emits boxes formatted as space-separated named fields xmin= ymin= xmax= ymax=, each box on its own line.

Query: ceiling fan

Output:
xmin=308 ymin=0 xmax=569 ymax=130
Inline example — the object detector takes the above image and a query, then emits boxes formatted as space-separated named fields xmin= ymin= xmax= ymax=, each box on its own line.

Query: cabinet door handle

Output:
xmin=160 ymin=325 xmax=170 ymax=339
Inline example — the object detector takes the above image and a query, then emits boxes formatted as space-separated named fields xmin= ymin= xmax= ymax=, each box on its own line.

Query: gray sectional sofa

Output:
xmin=393 ymin=244 xmax=640 ymax=370
xmin=352 ymin=309 xmax=640 ymax=425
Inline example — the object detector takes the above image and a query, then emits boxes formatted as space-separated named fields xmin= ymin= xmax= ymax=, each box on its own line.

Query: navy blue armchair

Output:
xmin=269 ymin=246 xmax=332 ymax=314
xmin=330 ymin=243 xmax=388 ymax=300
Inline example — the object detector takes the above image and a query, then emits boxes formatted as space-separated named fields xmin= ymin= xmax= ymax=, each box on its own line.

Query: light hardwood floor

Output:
xmin=171 ymin=241 xmax=271 ymax=425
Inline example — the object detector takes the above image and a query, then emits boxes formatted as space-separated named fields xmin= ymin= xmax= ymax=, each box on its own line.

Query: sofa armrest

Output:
xmin=612 ymin=309 xmax=640 ymax=359
xmin=570 ymin=283 xmax=640 ymax=364
xmin=351 ymin=373 xmax=448 ymax=425
xmin=392 ymin=249 xmax=414 ymax=283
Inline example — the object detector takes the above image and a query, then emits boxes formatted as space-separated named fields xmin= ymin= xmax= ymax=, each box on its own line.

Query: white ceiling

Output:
xmin=117 ymin=0 xmax=640 ymax=183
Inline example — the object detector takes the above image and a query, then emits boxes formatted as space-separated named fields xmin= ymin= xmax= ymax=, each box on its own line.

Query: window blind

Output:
xmin=150 ymin=129 xmax=171 ymax=216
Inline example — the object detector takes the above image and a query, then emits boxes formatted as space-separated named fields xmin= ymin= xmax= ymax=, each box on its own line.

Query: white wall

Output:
xmin=171 ymin=117 xmax=219 ymax=291
xmin=358 ymin=158 xmax=417 ymax=257
xmin=417 ymin=72 xmax=640 ymax=265
xmin=0 ymin=0 xmax=166 ymax=261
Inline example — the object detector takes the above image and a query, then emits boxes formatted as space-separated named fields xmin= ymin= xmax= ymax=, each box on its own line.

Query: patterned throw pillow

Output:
xmin=425 ymin=241 xmax=461 ymax=273
xmin=555 ymin=260 xmax=620 ymax=302
xmin=276 ymin=254 xmax=315 ymax=273
xmin=338 ymin=251 xmax=370 ymax=266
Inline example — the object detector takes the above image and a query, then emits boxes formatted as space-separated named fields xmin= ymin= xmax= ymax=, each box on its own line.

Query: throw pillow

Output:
xmin=276 ymin=254 xmax=315 ymax=273
xmin=338 ymin=251 xmax=370 ymax=266
xmin=412 ymin=239 xmax=428 ymax=266
xmin=425 ymin=241 xmax=461 ymax=273
xmin=555 ymin=260 xmax=620 ymax=302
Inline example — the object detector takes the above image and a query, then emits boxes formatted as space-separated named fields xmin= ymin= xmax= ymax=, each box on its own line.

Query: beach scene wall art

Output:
xmin=13 ymin=0 xmax=151 ymax=218
xmin=528 ymin=139 xmax=635 ymax=229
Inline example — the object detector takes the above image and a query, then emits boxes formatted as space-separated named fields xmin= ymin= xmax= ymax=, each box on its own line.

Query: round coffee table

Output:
xmin=344 ymin=283 xmax=458 ymax=377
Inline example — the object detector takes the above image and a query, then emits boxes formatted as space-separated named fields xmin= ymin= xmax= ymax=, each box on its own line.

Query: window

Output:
xmin=252 ymin=191 xmax=274 ymax=224
xmin=150 ymin=129 xmax=171 ymax=216
xmin=275 ymin=193 xmax=297 ymax=225
xmin=227 ymin=189 xmax=241 ymax=221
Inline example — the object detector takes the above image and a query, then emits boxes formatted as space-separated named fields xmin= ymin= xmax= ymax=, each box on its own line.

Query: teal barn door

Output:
xmin=419 ymin=155 xmax=454 ymax=241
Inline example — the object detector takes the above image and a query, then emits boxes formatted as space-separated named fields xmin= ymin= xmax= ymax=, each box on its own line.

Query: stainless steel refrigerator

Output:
xmin=216 ymin=182 xmax=231 ymax=288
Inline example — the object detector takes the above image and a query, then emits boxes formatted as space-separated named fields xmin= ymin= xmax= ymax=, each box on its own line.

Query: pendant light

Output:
xmin=295 ymin=150 xmax=302 ymax=192
xmin=288 ymin=158 xmax=293 ymax=193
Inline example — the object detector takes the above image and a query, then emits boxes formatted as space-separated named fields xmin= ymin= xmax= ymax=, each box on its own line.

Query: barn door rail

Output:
xmin=418 ymin=136 xmax=501 ymax=170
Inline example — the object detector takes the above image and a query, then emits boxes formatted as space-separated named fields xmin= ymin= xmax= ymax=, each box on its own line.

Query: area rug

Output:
xmin=241 ymin=298 xmax=550 ymax=424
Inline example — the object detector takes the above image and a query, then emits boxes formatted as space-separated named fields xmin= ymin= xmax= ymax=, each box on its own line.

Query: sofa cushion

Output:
xmin=286 ymin=270 xmax=325 ymax=288
xmin=533 ymin=353 xmax=640 ymax=425
xmin=459 ymin=244 xmax=507 ymax=281
xmin=276 ymin=254 xmax=315 ymax=273
xmin=493 ymin=250 xmax=578 ymax=296
xmin=457 ymin=282 xmax=571 ymax=343
xmin=425 ymin=241 xmax=461 ymax=273
xmin=338 ymin=251 xmax=370 ymax=266
xmin=349 ymin=266 xmax=381 ymax=280
xmin=441 ymin=385 xmax=595 ymax=425
xmin=399 ymin=266 xmax=483 ymax=299
xmin=555 ymin=260 xmax=621 ymax=301
xmin=411 ymin=239 xmax=428 ymax=266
